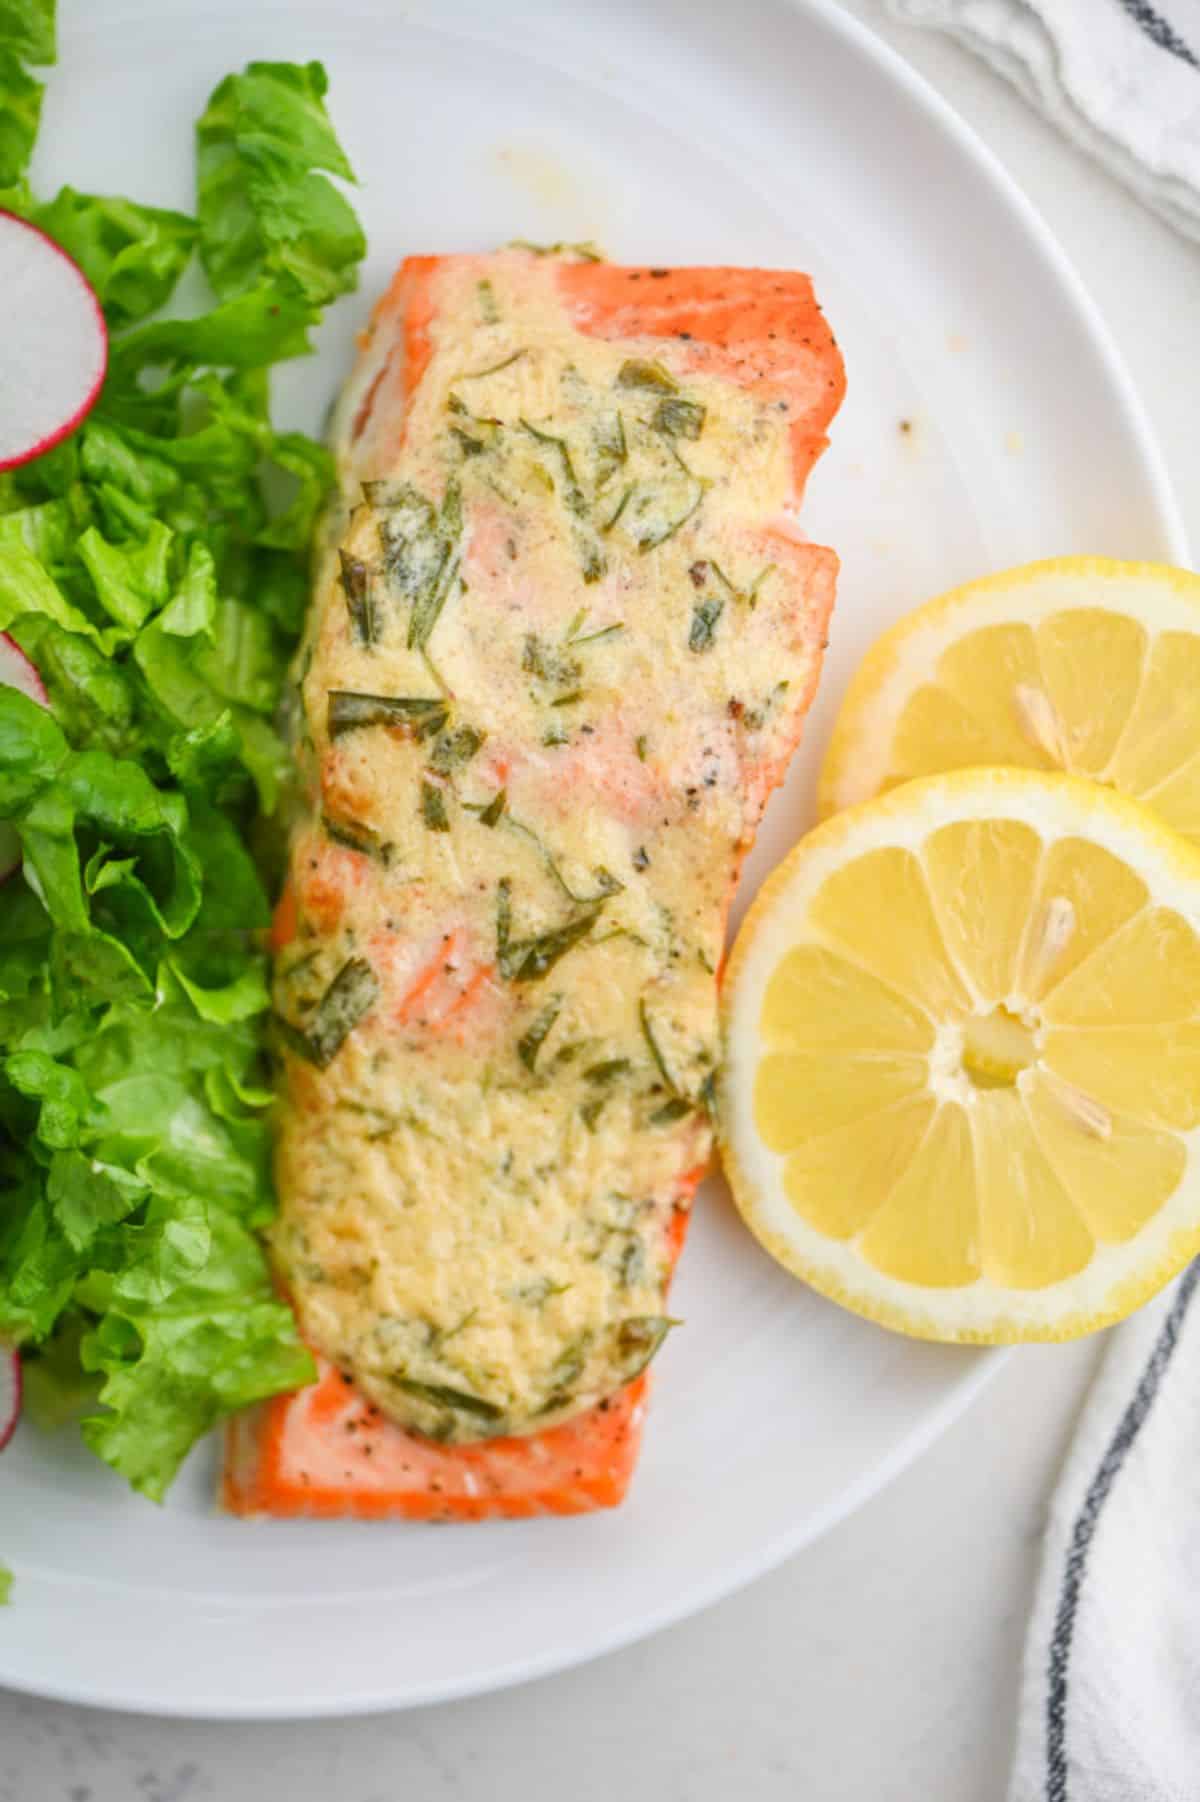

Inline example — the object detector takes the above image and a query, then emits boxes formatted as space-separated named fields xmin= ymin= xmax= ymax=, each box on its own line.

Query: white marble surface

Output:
xmin=3 ymin=2 xmax=1198 ymax=1797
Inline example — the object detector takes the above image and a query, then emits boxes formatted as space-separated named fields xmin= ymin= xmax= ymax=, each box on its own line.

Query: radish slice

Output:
xmin=0 ymin=209 xmax=107 ymax=471
xmin=0 ymin=632 xmax=47 ymax=707
xmin=0 ymin=1349 xmax=20 ymax=1453
xmin=0 ymin=631 xmax=49 ymax=883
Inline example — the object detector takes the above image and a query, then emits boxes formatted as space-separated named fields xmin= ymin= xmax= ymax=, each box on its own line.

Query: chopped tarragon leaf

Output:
xmin=504 ymin=814 xmax=624 ymax=904
xmin=518 ymin=1277 xmax=572 ymax=1307
xmin=338 ymin=550 xmax=377 ymax=645
xmin=639 ymin=997 xmax=678 ymax=1091
xmin=322 ymin=811 xmax=392 ymax=865
xmin=653 ymin=397 xmax=706 ymax=440
xmin=366 ymin=481 xmax=444 ymax=590
xmin=576 ymin=533 xmax=607 ymax=585
xmin=635 ymin=735 xmax=649 ymax=761
xmin=456 ymin=348 xmax=526 ymax=380
xmin=747 ymin=563 xmax=777 ymax=609
xmin=509 ymin=238 xmax=605 ymax=262
xmin=395 ymin=1377 xmax=503 ymax=1422
xmin=479 ymin=787 xmax=507 ymax=828
xmin=410 ymin=487 xmax=462 ymax=650
xmin=549 ymin=1334 xmax=592 ymax=1395
xmin=497 ymin=881 xmax=604 ymax=983
xmin=517 ymin=995 xmax=564 ymax=1072
xmin=650 ymin=1095 xmax=693 ymax=1126
xmin=277 ymin=957 xmax=380 ymax=1068
xmin=618 ymin=1238 xmax=646 ymax=1288
xmin=428 ymin=725 xmax=485 ymax=773
xmin=446 ymin=393 xmax=504 ymax=458
xmin=580 ymin=1094 xmax=607 ymax=1132
xmin=688 ymin=594 xmax=724 ymax=652
xmin=593 ymin=412 xmax=627 ymax=490
xmin=420 ymin=779 xmax=451 ymax=832
xmin=512 ymin=910 xmax=603 ymax=982
xmin=519 ymin=419 xmax=586 ymax=517
xmin=583 ymin=1058 xmax=632 ymax=1085
xmin=615 ymin=1315 xmax=679 ymax=1380
xmin=477 ymin=278 xmax=500 ymax=324
xmin=601 ymin=482 xmax=635 ymax=535
xmin=551 ymin=689 xmax=584 ymax=708
xmin=428 ymin=1308 xmax=478 ymax=1353
xmin=328 ymin=690 xmax=448 ymax=738
xmin=616 ymin=358 xmax=678 ymax=394
xmin=450 ymin=426 xmax=488 ymax=458
xmin=635 ymin=477 xmax=705 ymax=553
xmin=522 ymin=633 xmax=582 ymax=690
xmin=365 ymin=478 xmax=463 ymax=651
xmin=496 ymin=877 xmax=514 ymax=969
xmin=571 ymin=622 xmax=625 ymax=647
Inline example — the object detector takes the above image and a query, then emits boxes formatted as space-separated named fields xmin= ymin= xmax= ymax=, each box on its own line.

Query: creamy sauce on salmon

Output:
xmin=271 ymin=250 xmax=837 ymax=1442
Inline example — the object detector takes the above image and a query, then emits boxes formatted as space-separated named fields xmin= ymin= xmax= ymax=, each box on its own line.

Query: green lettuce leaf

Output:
xmin=0 ymin=0 xmax=55 ymax=63
xmin=78 ymin=520 xmax=173 ymax=631
xmin=0 ymin=0 xmax=53 ymax=195
xmin=81 ymin=1207 xmax=312 ymax=1501
xmin=107 ymin=283 xmax=318 ymax=379
xmin=33 ymin=189 xmax=198 ymax=329
xmin=0 ymin=47 xmax=41 ymax=186
xmin=11 ymin=615 xmax=144 ymax=758
xmin=0 ymin=539 xmax=119 ymax=653
xmin=0 ymin=30 xmax=361 ymax=1510
xmin=196 ymin=60 xmax=364 ymax=306
xmin=14 ymin=744 xmax=202 ymax=942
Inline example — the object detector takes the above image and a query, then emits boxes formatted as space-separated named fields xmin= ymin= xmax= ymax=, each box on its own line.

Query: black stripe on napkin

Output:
xmin=1118 ymin=0 xmax=1200 ymax=69
xmin=1045 ymin=1256 xmax=1200 ymax=1800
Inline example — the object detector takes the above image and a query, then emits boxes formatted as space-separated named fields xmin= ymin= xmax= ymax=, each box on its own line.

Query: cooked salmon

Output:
xmin=223 ymin=248 xmax=844 ymax=1519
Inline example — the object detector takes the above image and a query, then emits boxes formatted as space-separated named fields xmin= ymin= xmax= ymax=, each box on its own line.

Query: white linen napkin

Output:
xmin=1008 ymin=1259 xmax=1200 ymax=1801
xmin=884 ymin=0 xmax=1200 ymax=241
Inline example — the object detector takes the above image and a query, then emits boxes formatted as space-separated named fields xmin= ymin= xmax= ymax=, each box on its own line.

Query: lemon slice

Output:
xmin=721 ymin=767 xmax=1200 ymax=1342
xmin=819 ymin=559 xmax=1200 ymax=847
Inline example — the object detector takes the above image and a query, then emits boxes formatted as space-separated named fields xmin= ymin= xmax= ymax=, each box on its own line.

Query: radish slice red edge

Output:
xmin=0 ymin=1348 xmax=20 ymax=1453
xmin=0 ymin=632 xmax=48 ymax=707
xmin=0 ymin=208 xmax=108 ymax=473
xmin=0 ymin=631 xmax=49 ymax=883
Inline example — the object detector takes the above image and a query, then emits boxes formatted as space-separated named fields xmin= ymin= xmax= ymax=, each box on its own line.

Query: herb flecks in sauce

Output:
xmin=278 ymin=957 xmax=380 ymax=1069
xmin=517 ymin=995 xmax=563 ymax=1071
xmin=420 ymin=779 xmax=451 ymax=832
xmin=328 ymin=690 xmax=447 ymax=739
xmin=653 ymin=397 xmax=706 ymax=440
xmin=338 ymin=550 xmax=377 ymax=645
xmin=395 ymin=1377 xmax=503 ymax=1422
xmin=277 ymin=249 xmax=821 ymax=1443
xmin=616 ymin=358 xmax=678 ymax=394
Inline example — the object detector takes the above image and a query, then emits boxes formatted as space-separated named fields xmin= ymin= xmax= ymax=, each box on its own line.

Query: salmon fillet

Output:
xmin=223 ymin=249 xmax=844 ymax=1520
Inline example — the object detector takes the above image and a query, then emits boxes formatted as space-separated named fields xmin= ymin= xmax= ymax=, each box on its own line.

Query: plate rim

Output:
xmin=1 ymin=0 xmax=1187 ymax=1720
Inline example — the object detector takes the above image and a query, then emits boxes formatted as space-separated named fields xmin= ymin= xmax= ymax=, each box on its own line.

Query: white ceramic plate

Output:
xmin=0 ymin=0 xmax=1186 ymax=1719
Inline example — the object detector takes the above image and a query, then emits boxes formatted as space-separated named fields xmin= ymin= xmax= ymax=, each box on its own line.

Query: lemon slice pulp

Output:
xmin=721 ymin=768 xmax=1200 ymax=1342
xmin=819 ymin=559 xmax=1200 ymax=849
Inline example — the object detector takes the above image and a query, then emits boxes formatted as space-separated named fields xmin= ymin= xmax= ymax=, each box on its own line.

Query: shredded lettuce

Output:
xmin=0 ymin=2 xmax=364 ymax=1501
xmin=196 ymin=61 xmax=365 ymax=307
xmin=32 ymin=190 xmax=199 ymax=330
xmin=0 ymin=0 xmax=52 ymax=201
